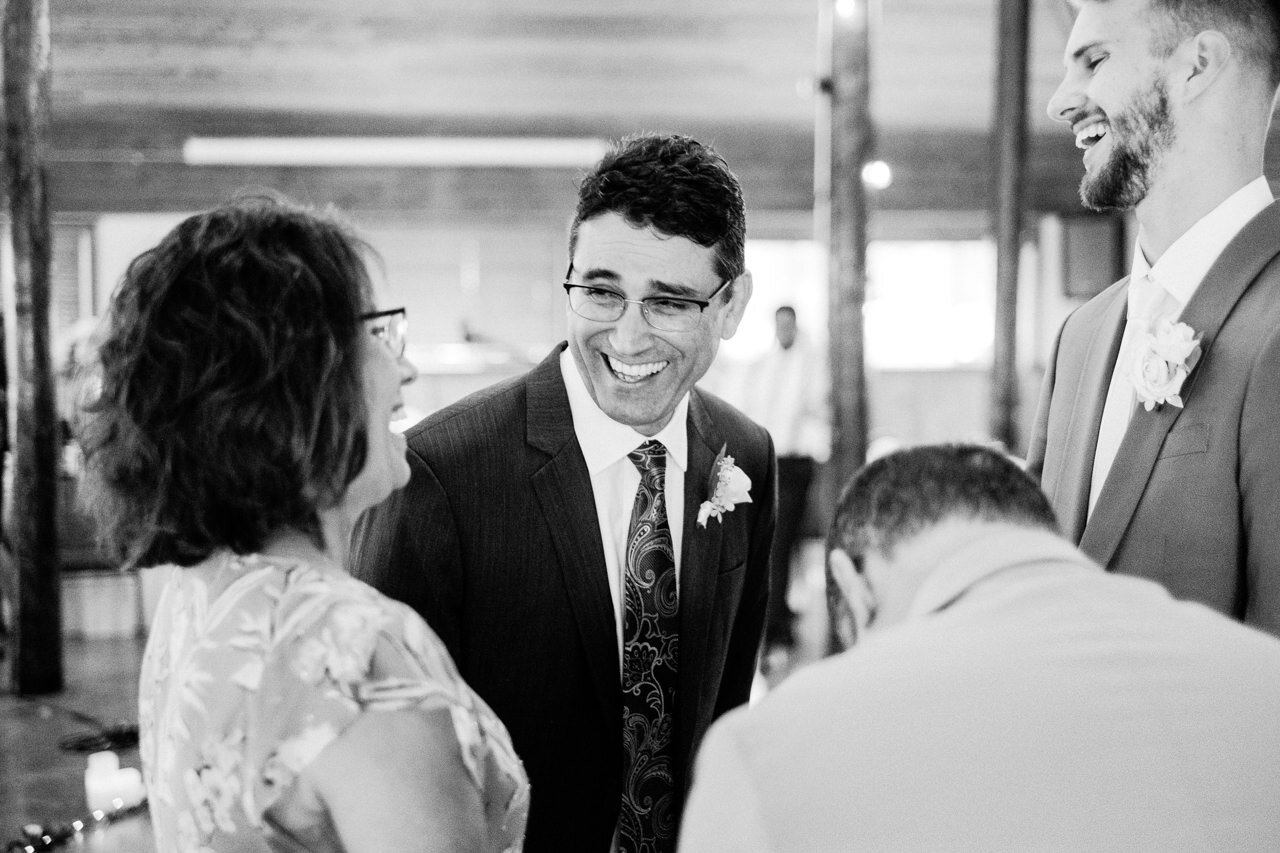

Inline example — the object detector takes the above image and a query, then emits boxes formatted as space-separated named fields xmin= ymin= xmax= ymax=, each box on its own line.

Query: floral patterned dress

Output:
xmin=139 ymin=551 xmax=529 ymax=852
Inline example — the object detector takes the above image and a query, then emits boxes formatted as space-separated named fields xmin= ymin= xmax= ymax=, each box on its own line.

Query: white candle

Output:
xmin=84 ymin=751 xmax=120 ymax=812
xmin=84 ymin=751 xmax=146 ymax=812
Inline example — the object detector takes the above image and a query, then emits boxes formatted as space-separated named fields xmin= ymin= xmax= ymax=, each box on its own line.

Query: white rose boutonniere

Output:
xmin=697 ymin=444 xmax=752 ymax=528
xmin=1131 ymin=318 xmax=1202 ymax=412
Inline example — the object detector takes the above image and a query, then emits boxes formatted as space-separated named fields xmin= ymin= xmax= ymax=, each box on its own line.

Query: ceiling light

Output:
xmin=181 ymin=136 xmax=610 ymax=168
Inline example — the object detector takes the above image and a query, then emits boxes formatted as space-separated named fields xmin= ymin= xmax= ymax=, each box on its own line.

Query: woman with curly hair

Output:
xmin=80 ymin=196 xmax=528 ymax=852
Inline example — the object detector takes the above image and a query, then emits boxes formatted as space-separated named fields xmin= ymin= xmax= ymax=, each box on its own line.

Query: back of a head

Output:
xmin=827 ymin=444 xmax=1060 ymax=562
xmin=570 ymin=133 xmax=747 ymax=285
xmin=80 ymin=195 xmax=375 ymax=569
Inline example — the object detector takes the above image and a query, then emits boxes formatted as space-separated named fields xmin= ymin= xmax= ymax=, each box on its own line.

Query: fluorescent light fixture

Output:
xmin=182 ymin=136 xmax=611 ymax=168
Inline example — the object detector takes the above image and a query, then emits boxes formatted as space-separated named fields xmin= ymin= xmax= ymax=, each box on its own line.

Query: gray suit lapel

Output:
xmin=676 ymin=391 xmax=724 ymax=768
xmin=1082 ymin=202 xmax=1280 ymax=567
xmin=526 ymin=346 xmax=619 ymax=718
xmin=1048 ymin=285 xmax=1127 ymax=543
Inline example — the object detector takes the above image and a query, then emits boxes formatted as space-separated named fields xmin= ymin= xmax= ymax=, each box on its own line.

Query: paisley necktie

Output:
xmin=619 ymin=439 xmax=679 ymax=853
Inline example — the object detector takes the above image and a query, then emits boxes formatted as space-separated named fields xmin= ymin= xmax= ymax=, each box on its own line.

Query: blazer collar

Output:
xmin=527 ymin=343 xmax=577 ymax=456
xmin=1049 ymin=283 xmax=1127 ymax=543
xmin=526 ymin=344 xmax=619 ymax=719
xmin=1082 ymin=201 xmax=1280 ymax=566
xmin=675 ymin=390 xmax=728 ymax=769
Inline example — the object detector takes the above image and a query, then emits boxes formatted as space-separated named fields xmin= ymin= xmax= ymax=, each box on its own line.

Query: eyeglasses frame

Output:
xmin=360 ymin=307 xmax=408 ymax=357
xmin=561 ymin=263 xmax=733 ymax=331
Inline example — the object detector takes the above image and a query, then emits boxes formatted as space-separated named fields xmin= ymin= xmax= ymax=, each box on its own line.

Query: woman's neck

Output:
xmin=260 ymin=525 xmax=341 ymax=567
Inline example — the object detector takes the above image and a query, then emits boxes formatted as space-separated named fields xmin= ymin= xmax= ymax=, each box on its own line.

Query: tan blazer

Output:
xmin=1027 ymin=201 xmax=1280 ymax=637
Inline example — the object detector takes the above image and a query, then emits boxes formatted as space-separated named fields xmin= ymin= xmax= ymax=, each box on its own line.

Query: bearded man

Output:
xmin=1027 ymin=0 xmax=1280 ymax=636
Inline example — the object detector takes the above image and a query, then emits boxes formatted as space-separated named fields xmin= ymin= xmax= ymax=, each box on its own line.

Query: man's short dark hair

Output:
xmin=826 ymin=444 xmax=1060 ymax=564
xmin=1083 ymin=0 xmax=1280 ymax=87
xmin=80 ymin=194 xmax=376 ymax=569
xmin=569 ymin=133 xmax=747 ymax=293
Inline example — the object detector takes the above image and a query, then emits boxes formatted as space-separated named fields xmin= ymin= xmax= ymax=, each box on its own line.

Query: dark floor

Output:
xmin=0 ymin=540 xmax=830 ymax=852
xmin=0 ymin=634 xmax=154 ymax=852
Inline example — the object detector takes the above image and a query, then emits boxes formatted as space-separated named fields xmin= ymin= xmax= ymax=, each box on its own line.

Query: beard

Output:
xmin=1079 ymin=77 xmax=1176 ymax=211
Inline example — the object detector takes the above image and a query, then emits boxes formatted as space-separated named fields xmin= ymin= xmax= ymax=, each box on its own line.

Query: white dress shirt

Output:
xmin=560 ymin=348 xmax=687 ymax=665
xmin=738 ymin=334 xmax=831 ymax=462
xmin=1089 ymin=176 xmax=1274 ymax=513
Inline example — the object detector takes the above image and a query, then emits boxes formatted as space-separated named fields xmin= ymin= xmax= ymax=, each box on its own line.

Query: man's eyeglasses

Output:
xmin=562 ymin=266 xmax=732 ymax=333
xmin=360 ymin=307 xmax=408 ymax=358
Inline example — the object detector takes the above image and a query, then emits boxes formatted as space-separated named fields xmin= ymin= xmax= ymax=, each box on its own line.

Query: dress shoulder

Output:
xmin=140 ymin=552 xmax=528 ymax=852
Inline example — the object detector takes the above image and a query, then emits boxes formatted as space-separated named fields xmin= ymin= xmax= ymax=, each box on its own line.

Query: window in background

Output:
xmin=865 ymin=240 xmax=997 ymax=369
xmin=723 ymin=238 xmax=1000 ymax=370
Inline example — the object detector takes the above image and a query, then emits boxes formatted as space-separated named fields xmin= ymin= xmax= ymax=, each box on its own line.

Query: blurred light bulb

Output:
xmin=835 ymin=0 xmax=860 ymax=20
xmin=862 ymin=160 xmax=892 ymax=190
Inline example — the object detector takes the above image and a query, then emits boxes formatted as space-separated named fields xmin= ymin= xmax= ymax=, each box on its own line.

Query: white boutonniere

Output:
xmin=697 ymin=444 xmax=752 ymax=527
xmin=1131 ymin=318 xmax=1202 ymax=411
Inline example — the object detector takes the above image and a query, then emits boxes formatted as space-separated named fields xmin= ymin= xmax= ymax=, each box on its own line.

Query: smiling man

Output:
xmin=353 ymin=133 xmax=776 ymax=853
xmin=1027 ymin=0 xmax=1280 ymax=636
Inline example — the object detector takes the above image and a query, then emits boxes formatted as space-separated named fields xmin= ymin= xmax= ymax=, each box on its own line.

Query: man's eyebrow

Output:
xmin=576 ymin=267 xmax=622 ymax=284
xmin=648 ymin=279 xmax=703 ymax=299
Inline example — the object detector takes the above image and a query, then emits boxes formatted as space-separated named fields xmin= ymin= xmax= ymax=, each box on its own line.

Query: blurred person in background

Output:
xmin=738 ymin=304 xmax=830 ymax=655
xmin=80 ymin=196 xmax=528 ymax=852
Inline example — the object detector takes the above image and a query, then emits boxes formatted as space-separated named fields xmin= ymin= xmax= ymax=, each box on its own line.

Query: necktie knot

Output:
xmin=628 ymin=440 xmax=667 ymax=475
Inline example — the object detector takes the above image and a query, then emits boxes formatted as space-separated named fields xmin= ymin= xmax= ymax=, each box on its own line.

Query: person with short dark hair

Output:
xmin=1029 ymin=0 xmax=1280 ymax=635
xmin=83 ymin=196 xmax=528 ymax=852
xmin=682 ymin=444 xmax=1280 ymax=852
xmin=353 ymin=133 xmax=776 ymax=853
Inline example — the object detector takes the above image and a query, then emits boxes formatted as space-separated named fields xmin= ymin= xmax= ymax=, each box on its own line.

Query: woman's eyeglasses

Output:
xmin=360 ymin=307 xmax=408 ymax=358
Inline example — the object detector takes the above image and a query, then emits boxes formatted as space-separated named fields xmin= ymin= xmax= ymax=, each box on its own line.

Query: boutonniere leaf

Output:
xmin=1131 ymin=318 xmax=1202 ymax=411
xmin=697 ymin=444 xmax=752 ymax=527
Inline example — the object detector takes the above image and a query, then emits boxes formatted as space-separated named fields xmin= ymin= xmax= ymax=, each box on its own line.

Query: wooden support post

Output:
xmin=991 ymin=0 xmax=1031 ymax=453
xmin=5 ymin=0 xmax=63 ymax=694
xmin=819 ymin=0 xmax=871 ymax=491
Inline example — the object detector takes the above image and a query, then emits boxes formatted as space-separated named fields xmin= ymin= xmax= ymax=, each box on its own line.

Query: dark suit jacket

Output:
xmin=1027 ymin=201 xmax=1280 ymax=637
xmin=352 ymin=344 xmax=776 ymax=851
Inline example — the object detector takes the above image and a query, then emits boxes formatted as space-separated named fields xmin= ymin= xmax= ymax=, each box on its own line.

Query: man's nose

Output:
xmin=610 ymin=300 xmax=653 ymax=352
xmin=1046 ymin=74 xmax=1084 ymax=123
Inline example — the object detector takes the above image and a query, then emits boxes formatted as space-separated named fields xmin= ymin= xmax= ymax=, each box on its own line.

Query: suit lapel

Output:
xmin=1081 ymin=202 xmax=1280 ymax=567
xmin=526 ymin=346 xmax=620 ymax=718
xmin=677 ymin=390 xmax=724 ymax=767
xmin=1049 ymin=284 xmax=1127 ymax=543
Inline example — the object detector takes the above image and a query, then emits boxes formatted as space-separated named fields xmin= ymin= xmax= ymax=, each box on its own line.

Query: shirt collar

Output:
xmin=1130 ymin=176 xmax=1274 ymax=307
xmin=907 ymin=529 xmax=1091 ymax=619
xmin=559 ymin=347 xmax=689 ymax=475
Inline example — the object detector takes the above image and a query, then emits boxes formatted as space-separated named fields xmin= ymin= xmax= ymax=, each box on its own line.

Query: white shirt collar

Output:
xmin=559 ymin=347 xmax=689 ymax=475
xmin=907 ymin=529 xmax=1091 ymax=619
xmin=1130 ymin=176 xmax=1274 ymax=307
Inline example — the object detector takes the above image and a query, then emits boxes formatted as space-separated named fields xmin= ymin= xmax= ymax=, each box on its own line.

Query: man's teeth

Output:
xmin=607 ymin=355 xmax=667 ymax=380
xmin=1075 ymin=122 xmax=1107 ymax=149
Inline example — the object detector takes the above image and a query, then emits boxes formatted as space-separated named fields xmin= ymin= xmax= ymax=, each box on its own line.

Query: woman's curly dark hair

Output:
xmin=79 ymin=195 xmax=377 ymax=568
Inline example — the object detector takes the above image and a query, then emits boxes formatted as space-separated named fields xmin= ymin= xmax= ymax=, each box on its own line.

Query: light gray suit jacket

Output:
xmin=1027 ymin=201 xmax=1280 ymax=636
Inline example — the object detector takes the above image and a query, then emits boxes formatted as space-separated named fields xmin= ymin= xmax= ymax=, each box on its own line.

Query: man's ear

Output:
xmin=719 ymin=270 xmax=753 ymax=340
xmin=1180 ymin=29 xmax=1231 ymax=99
xmin=828 ymin=547 xmax=861 ymax=603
